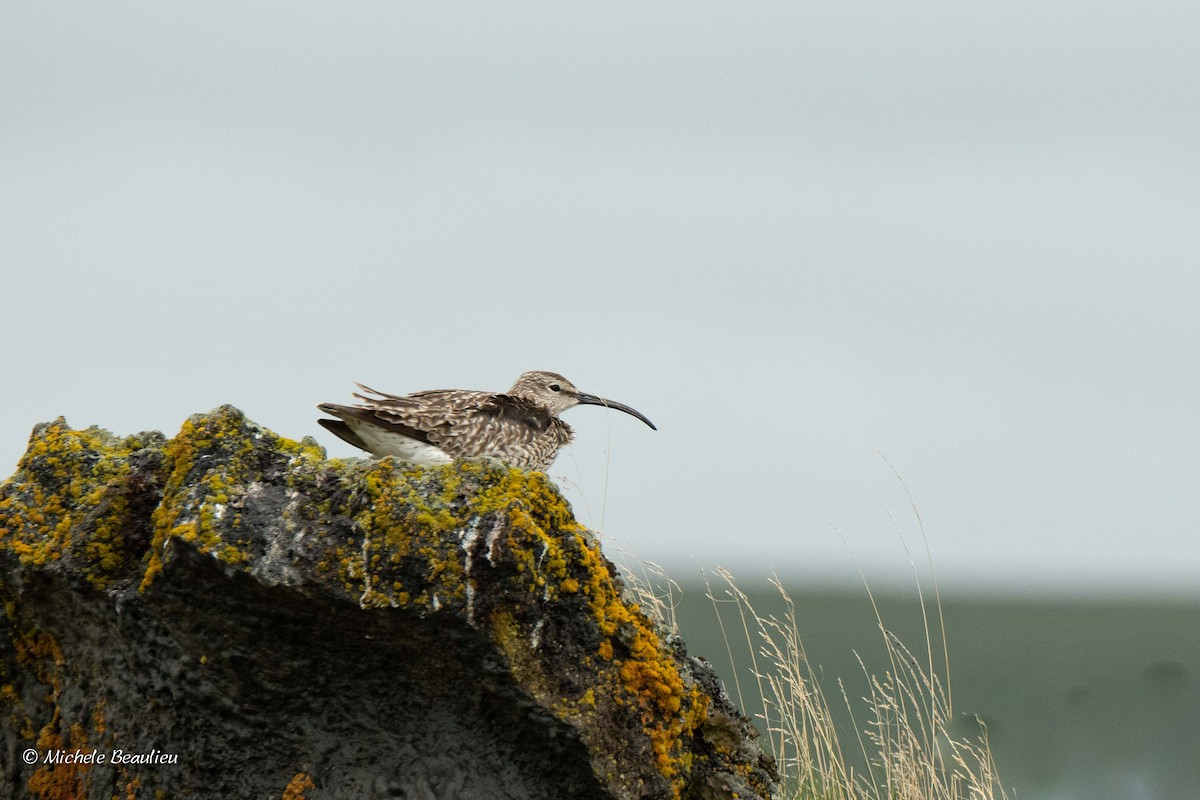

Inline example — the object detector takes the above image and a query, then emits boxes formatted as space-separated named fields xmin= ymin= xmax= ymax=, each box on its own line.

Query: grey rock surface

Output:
xmin=0 ymin=407 xmax=775 ymax=800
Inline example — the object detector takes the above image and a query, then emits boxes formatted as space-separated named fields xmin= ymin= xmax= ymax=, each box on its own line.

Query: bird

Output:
xmin=316 ymin=370 xmax=656 ymax=471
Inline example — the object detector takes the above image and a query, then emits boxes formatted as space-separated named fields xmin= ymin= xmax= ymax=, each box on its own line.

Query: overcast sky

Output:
xmin=3 ymin=2 xmax=1198 ymax=597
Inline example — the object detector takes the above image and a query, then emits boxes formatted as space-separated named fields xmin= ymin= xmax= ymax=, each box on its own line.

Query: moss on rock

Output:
xmin=0 ymin=407 xmax=775 ymax=800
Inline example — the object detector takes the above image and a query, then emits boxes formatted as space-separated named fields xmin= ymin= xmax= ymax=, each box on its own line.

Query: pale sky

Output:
xmin=3 ymin=2 xmax=1198 ymax=597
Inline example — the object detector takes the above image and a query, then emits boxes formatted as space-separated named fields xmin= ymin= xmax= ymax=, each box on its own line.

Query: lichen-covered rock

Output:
xmin=0 ymin=407 xmax=775 ymax=800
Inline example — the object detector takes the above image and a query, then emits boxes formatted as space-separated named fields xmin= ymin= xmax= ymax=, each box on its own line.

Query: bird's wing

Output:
xmin=326 ymin=387 xmax=559 ymax=459
xmin=317 ymin=402 xmax=436 ymax=446
xmin=476 ymin=393 xmax=556 ymax=434
xmin=335 ymin=388 xmax=517 ymax=453
xmin=421 ymin=393 xmax=557 ymax=455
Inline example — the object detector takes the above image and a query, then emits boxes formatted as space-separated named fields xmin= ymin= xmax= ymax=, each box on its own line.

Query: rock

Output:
xmin=0 ymin=407 xmax=776 ymax=800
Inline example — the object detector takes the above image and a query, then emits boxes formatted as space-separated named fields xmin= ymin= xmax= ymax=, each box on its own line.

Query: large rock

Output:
xmin=0 ymin=407 xmax=775 ymax=800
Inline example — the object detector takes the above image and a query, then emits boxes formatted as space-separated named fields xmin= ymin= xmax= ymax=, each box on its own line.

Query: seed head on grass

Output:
xmin=702 ymin=568 xmax=1009 ymax=800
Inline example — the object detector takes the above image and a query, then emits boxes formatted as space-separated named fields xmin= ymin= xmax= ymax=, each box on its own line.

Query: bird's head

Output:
xmin=508 ymin=371 xmax=657 ymax=429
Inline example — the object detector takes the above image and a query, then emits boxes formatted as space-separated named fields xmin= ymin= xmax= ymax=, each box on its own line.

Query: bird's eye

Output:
xmin=548 ymin=383 xmax=561 ymax=392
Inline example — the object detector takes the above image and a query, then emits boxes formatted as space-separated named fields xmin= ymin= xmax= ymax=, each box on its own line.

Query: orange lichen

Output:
xmin=1 ymin=409 xmax=749 ymax=799
xmin=322 ymin=455 xmax=716 ymax=793
xmin=412 ymin=464 xmax=715 ymax=797
xmin=281 ymin=772 xmax=316 ymax=800
xmin=27 ymin=721 xmax=91 ymax=800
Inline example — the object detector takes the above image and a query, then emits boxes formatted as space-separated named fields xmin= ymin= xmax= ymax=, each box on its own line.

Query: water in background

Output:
xmin=668 ymin=580 xmax=1200 ymax=800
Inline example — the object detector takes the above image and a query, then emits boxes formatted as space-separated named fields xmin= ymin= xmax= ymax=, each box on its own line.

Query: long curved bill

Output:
xmin=576 ymin=392 xmax=657 ymax=430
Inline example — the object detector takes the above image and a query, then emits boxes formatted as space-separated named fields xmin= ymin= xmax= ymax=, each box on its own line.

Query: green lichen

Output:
xmin=312 ymin=458 xmax=581 ymax=611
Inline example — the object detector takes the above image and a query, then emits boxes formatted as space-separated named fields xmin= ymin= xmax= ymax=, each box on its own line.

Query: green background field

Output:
xmin=670 ymin=581 xmax=1200 ymax=800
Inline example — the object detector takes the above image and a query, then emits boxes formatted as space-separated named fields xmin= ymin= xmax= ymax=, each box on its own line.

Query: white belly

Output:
xmin=347 ymin=419 xmax=453 ymax=465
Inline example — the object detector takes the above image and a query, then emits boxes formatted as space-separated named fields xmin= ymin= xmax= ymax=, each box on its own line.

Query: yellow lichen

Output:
xmin=404 ymin=462 xmax=715 ymax=797
xmin=138 ymin=407 xmax=323 ymax=591
xmin=2 ymin=410 xmax=734 ymax=798
xmin=0 ymin=420 xmax=155 ymax=589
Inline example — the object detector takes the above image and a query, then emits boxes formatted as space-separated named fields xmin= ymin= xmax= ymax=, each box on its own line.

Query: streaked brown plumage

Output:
xmin=317 ymin=371 xmax=656 ymax=471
